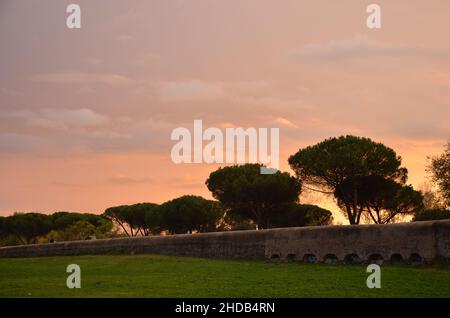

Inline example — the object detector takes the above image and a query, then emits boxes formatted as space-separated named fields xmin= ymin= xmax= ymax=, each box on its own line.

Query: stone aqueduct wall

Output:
xmin=0 ymin=220 xmax=449 ymax=264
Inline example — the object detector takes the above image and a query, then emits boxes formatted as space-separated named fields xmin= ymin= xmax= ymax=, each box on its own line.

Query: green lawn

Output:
xmin=0 ymin=254 xmax=449 ymax=297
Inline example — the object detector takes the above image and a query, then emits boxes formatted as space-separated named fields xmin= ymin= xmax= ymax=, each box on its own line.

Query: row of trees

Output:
xmin=103 ymin=197 xmax=225 ymax=236
xmin=1 ymin=135 xmax=447 ymax=245
xmin=103 ymin=135 xmax=448 ymax=234
xmin=0 ymin=192 xmax=333 ymax=245
xmin=202 ymin=136 xmax=446 ymax=228
xmin=0 ymin=212 xmax=116 ymax=246
xmin=103 ymin=193 xmax=333 ymax=236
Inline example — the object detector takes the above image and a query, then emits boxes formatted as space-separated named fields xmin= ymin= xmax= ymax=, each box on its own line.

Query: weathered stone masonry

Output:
xmin=0 ymin=220 xmax=449 ymax=264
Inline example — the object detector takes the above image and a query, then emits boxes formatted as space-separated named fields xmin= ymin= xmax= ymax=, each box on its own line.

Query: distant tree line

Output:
xmin=0 ymin=197 xmax=332 ymax=246
xmin=103 ymin=197 xmax=227 ymax=236
xmin=103 ymin=194 xmax=333 ymax=236
xmin=0 ymin=212 xmax=116 ymax=246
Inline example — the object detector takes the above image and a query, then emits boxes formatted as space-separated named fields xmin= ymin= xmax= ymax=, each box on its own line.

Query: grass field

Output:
xmin=0 ymin=254 xmax=449 ymax=297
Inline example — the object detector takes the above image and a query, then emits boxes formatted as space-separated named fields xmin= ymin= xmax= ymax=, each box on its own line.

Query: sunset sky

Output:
xmin=0 ymin=0 xmax=449 ymax=223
